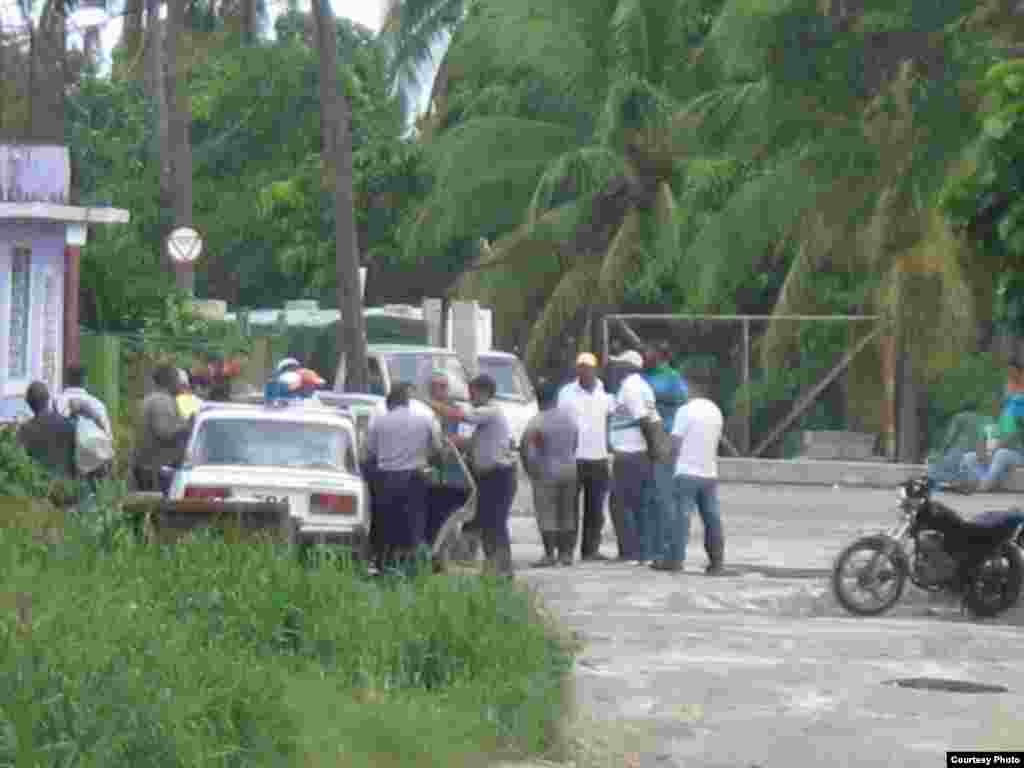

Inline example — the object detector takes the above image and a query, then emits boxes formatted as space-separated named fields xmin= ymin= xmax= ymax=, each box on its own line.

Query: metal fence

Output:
xmin=602 ymin=314 xmax=888 ymax=459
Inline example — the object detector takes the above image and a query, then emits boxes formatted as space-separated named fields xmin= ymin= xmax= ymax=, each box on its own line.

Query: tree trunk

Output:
xmin=28 ymin=0 xmax=66 ymax=144
xmin=165 ymin=0 xmax=194 ymax=293
xmin=116 ymin=0 xmax=146 ymax=80
xmin=312 ymin=0 xmax=369 ymax=391
xmin=896 ymin=329 xmax=921 ymax=463
xmin=147 ymin=0 xmax=173 ymax=275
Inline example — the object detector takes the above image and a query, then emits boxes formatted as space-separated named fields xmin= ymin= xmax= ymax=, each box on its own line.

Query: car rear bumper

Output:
xmin=296 ymin=524 xmax=367 ymax=548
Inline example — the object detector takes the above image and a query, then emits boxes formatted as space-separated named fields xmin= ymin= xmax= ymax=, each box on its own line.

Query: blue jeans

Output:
xmin=962 ymin=449 xmax=1024 ymax=492
xmin=926 ymin=451 xmax=967 ymax=484
xmin=642 ymin=461 xmax=675 ymax=561
xmin=665 ymin=474 xmax=724 ymax=564
xmin=612 ymin=451 xmax=652 ymax=560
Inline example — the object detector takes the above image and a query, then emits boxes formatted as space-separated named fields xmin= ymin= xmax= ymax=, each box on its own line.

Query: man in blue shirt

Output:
xmin=641 ymin=345 xmax=689 ymax=568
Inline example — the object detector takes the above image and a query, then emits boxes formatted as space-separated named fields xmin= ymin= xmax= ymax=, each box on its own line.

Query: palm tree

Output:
xmin=408 ymin=0 xmax=996 ymax=458
xmin=669 ymin=0 xmax=991 ymax=457
xmin=312 ymin=0 xmax=369 ymax=391
xmin=405 ymin=0 xmax=716 ymax=371
xmin=380 ymin=0 xmax=464 ymax=128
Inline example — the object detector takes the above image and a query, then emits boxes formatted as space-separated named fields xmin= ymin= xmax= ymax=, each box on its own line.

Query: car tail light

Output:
xmin=184 ymin=486 xmax=231 ymax=500
xmin=310 ymin=493 xmax=356 ymax=516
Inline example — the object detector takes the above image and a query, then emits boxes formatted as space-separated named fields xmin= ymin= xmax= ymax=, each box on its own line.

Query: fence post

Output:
xmin=741 ymin=318 xmax=751 ymax=455
xmin=80 ymin=334 xmax=121 ymax=420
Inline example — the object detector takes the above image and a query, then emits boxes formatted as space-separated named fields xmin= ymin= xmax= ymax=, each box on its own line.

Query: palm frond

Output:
xmin=527 ymin=146 xmax=628 ymax=226
xmin=877 ymin=212 xmax=978 ymax=378
xmin=455 ymin=203 xmax=586 ymax=298
xmin=524 ymin=263 xmax=602 ymax=371
xmin=405 ymin=117 xmax=580 ymax=255
xmin=685 ymin=151 xmax=820 ymax=309
xmin=597 ymin=206 xmax=642 ymax=303
xmin=449 ymin=0 xmax=610 ymax=109
xmin=598 ymin=74 xmax=680 ymax=171
xmin=380 ymin=0 xmax=462 ymax=93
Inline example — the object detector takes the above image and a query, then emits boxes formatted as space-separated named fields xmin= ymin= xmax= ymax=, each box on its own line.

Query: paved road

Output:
xmin=503 ymin=485 xmax=1024 ymax=768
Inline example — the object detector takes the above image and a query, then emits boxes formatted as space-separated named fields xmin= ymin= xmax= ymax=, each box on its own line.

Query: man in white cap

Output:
xmin=557 ymin=352 xmax=614 ymax=560
xmin=607 ymin=349 xmax=659 ymax=564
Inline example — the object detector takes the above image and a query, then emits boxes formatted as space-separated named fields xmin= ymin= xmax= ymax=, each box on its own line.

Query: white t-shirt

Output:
xmin=608 ymin=372 xmax=657 ymax=453
xmin=557 ymin=379 xmax=614 ymax=460
xmin=671 ymin=398 xmax=724 ymax=478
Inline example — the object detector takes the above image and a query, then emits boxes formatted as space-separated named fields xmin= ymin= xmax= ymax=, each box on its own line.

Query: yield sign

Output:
xmin=167 ymin=227 xmax=203 ymax=263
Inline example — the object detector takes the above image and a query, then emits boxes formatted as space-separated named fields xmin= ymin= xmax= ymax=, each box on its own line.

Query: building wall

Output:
xmin=0 ymin=222 xmax=65 ymax=404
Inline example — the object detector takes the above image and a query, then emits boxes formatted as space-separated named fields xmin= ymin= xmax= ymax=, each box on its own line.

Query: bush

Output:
xmin=0 ymin=520 xmax=574 ymax=767
xmin=0 ymin=428 xmax=57 ymax=499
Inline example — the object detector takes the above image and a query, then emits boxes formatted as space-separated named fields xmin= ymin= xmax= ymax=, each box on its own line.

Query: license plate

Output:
xmin=238 ymin=492 xmax=289 ymax=505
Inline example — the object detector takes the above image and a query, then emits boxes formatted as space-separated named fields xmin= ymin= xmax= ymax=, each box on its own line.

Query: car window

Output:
xmin=192 ymin=419 xmax=357 ymax=472
xmin=479 ymin=357 xmax=534 ymax=403
xmin=384 ymin=353 xmax=470 ymax=401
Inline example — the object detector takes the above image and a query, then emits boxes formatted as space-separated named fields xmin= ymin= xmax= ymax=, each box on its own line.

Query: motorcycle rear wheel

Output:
xmin=964 ymin=542 xmax=1024 ymax=619
xmin=832 ymin=535 xmax=907 ymax=617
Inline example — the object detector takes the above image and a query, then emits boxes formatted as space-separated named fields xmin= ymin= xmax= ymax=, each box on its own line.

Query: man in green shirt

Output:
xmin=927 ymin=401 xmax=989 ymax=486
xmin=960 ymin=394 xmax=1024 ymax=492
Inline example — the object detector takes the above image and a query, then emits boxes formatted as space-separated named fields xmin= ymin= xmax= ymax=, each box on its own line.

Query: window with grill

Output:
xmin=7 ymin=245 xmax=31 ymax=380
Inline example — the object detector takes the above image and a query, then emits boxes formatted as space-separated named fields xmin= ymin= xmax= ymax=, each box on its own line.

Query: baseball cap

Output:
xmin=276 ymin=357 xmax=301 ymax=374
xmin=576 ymin=352 xmax=598 ymax=367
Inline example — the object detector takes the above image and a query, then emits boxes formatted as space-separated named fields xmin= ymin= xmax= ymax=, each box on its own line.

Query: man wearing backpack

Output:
xmin=18 ymin=381 xmax=105 ymax=485
xmin=54 ymin=364 xmax=112 ymax=435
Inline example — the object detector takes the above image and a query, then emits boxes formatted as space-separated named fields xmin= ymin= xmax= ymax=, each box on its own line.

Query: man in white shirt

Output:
xmin=557 ymin=352 xmax=614 ymax=560
xmin=54 ymin=364 xmax=112 ymax=435
xmin=607 ymin=350 xmax=658 ymax=563
xmin=659 ymin=388 xmax=725 ymax=574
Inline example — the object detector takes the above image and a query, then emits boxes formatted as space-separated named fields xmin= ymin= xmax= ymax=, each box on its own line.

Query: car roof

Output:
xmin=367 ymin=344 xmax=459 ymax=355
xmin=197 ymin=402 xmax=356 ymax=427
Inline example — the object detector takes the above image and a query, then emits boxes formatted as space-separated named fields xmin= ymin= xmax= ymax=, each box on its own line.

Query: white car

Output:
xmin=167 ymin=400 xmax=370 ymax=549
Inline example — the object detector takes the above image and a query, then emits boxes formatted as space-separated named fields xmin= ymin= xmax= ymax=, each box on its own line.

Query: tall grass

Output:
xmin=0 ymin=511 xmax=574 ymax=767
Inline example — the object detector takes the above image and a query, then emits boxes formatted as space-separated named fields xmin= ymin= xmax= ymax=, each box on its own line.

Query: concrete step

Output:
xmin=720 ymin=457 xmax=1024 ymax=492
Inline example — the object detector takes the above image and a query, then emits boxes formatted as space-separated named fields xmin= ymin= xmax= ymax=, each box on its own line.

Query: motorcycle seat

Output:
xmin=972 ymin=509 xmax=1024 ymax=529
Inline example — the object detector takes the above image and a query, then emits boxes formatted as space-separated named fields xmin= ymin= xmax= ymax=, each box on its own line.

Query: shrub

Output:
xmin=0 ymin=520 xmax=574 ymax=767
xmin=0 ymin=428 xmax=55 ymax=499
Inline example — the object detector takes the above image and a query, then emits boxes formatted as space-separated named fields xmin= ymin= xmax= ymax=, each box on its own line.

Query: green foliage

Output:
xmin=128 ymin=294 xmax=253 ymax=370
xmin=941 ymin=57 xmax=1024 ymax=334
xmin=0 ymin=521 xmax=573 ymax=767
xmin=924 ymin=349 xmax=1006 ymax=448
xmin=0 ymin=430 xmax=52 ymax=499
xmin=68 ymin=17 xmax=422 ymax=321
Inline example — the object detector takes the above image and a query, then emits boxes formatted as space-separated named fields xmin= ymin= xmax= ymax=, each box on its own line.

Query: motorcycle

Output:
xmin=832 ymin=476 xmax=1024 ymax=618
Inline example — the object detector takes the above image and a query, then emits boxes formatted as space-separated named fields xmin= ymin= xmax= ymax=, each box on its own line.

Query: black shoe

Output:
xmin=581 ymin=552 xmax=610 ymax=562
xmin=705 ymin=563 xmax=727 ymax=576
xmin=650 ymin=559 xmax=684 ymax=572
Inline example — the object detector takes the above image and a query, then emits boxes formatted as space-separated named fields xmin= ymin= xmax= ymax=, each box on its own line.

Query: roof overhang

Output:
xmin=0 ymin=202 xmax=130 ymax=224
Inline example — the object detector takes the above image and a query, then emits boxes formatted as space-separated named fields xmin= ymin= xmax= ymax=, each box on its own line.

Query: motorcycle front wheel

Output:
xmin=964 ymin=542 xmax=1024 ymax=619
xmin=832 ymin=535 xmax=907 ymax=617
